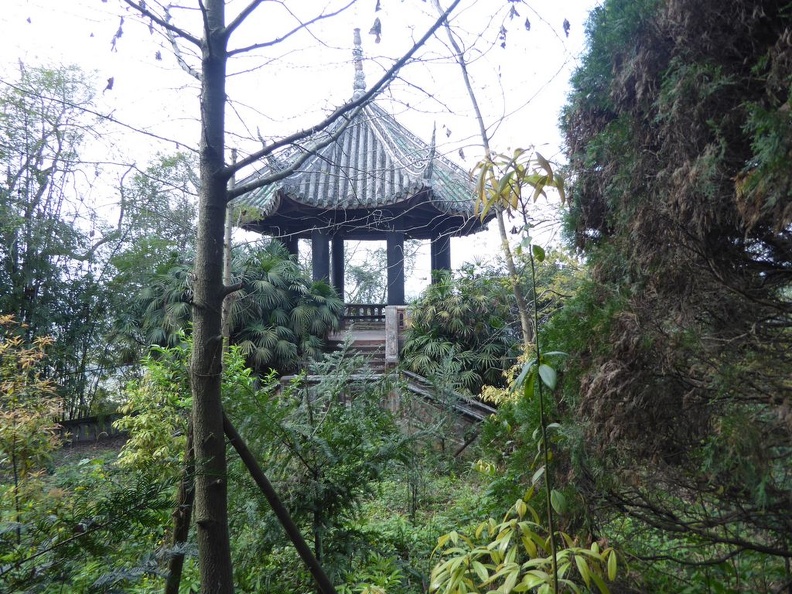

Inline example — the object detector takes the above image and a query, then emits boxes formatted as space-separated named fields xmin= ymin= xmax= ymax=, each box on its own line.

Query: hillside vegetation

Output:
xmin=557 ymin=0 xmax=792 ymax=588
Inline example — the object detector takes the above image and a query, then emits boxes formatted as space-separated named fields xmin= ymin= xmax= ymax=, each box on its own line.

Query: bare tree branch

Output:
xmin=165 ymin=6 xmax=203 ymax=81
xmin=224 ymin=0 xmax=266 ymax=38
xmin=227 ymin=106 xmax=360 ymax=199
xmin=121 ymin=0 xmax=202 ymax=46
xmin=227 ymin=0 xmax=356 ymax=56
xmin=612 ymin=489 xmax=792 ymax=559
xmin=226 ymin=0 xmax=465 ymax=179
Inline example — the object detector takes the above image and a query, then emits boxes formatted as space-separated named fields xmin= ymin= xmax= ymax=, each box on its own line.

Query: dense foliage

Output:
xmin=1 ymin=336 xmax=499 ymax=593
xmin=229 ymin=241 xmax=343 ymax=374
xmin=559 ymin=0 xmax=792 ymax=589
xmin=402 ymin=266 xmax=518 ymax=393
xmin=132 ymin=240 xmax=344 ymax=375
xmin=7 ymin=1 xmax=792 ymax=591
xmin=402 ymin=254 xmax=584 ymax=394
xmin=0 ymin=65 xmax=109 ymax=417
xmin=0 ymin=318 xmax=176 ymax=593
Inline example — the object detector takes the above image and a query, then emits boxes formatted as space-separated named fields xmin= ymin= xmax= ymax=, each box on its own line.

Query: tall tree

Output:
xmin=117 ymin=1 xmax=465 ymax=590
xmin=560 ymin=0 xmax=792 ymax=586
xmin=0 ymin=63 xmax=108 ymax=417
xmin=105 ymin=152 xmax=198 ymax=366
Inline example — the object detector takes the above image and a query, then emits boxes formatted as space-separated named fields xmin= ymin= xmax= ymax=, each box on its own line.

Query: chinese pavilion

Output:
xmin=232 ymin=29 xmax=488 ymax=306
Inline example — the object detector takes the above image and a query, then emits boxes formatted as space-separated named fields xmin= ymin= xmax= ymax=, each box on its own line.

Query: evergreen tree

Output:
xmin=559 ymin=0 xmax=792 ymax=587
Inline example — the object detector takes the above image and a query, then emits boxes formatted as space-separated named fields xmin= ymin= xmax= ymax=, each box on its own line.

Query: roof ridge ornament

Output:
xmin=424 ymin=122 xmax=436 ymax=182
xmin=352 ymin=28 xmax=366 ymax=101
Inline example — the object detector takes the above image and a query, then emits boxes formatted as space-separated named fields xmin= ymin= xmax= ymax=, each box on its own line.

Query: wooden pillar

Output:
xmin=386 ymin=231 xmax=405 ymax=305
xmin=311 ymin=229 xmax=330 ymax=282
xmin=331 ymin=236 xmax=345 ymax=300
xmin=431 ymin=233 xmax=451 ymax=282
xmin=281 ymin=235 xmax=299 ymax=259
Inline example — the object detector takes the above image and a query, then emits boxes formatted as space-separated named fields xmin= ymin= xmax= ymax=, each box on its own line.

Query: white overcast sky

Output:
xmin=1 ymin=0 xmax=599 ymax=287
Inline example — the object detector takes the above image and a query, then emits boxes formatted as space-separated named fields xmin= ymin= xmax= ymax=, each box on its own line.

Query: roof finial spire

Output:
xmin=352 ymin=28 xmax=366 ymax=100
xmin=424 ymin=123 xmax=436 ymax=181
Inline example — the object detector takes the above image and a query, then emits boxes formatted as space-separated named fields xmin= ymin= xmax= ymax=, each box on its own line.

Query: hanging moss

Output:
xmin=556 ymin=0 xmax=792 ymax=587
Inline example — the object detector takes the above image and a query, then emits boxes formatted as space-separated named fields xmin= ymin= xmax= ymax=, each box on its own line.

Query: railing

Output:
xmin=59 ymin=413 xmax=126 ymax=445
xmin=336 ymin=304 xmax=412 ymax=365
xmin=400 ymin=371 xmax=497 ymax=423
xmin=342 ymin=303 xmax=386 ymax=328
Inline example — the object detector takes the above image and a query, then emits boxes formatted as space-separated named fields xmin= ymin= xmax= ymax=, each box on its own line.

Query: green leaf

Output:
xmin=531 ymin=181 xmax=547 ymax=203
xmin=535 ymin=152 xmax=553 ymax=177
xmin=514 ymin=360 xmax=535 ymax=391
xmin=542 ymin=351 xmax=568 ymax=358
xmin=550 ymin=489 xmax=567 ymax=515
xmin=590 ymin=571 xmax=611 ymax=594
xmin=607 ymin=549 xmax=617 ymax=581
xmin=523 ymin=374 xmax=536 ymax=399
xmin=554 ymin=173 xmax=566 ymax=204
xmin=502 ymin=566 xmax=519 ymax=592
xmin=574 ymin=555 xmax=592 ymax=587
xmin=436 ymin=533 xmax=451 ymax=549
xmin=472 ymin=560 xmax=489 ymax=583
xmin=521 ymin=533 xmax=538 ymax=557
xmin=531 ymin=244 xmax=546 ymax=262
xmin=520 ymin=573 xmax=547 ymax=589
xmin=538 ymin=364 xmax=557 ymax=390
xmin=498 ymin=170 xmax=515 ymax=195
xmin=531 ymin=465 xmax=545 ymax=485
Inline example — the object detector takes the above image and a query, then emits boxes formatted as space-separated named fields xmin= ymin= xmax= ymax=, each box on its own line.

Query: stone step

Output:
xmin=328 ymin=339 xmax=388 ymax=372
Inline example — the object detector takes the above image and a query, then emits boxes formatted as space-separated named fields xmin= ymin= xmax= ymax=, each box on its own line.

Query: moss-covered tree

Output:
xmin=558 ymin=0 xmax=792 ymax=588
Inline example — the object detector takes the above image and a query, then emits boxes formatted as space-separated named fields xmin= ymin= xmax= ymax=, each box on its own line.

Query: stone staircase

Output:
xmin=327 ymin=333 xmax=388 ymax=374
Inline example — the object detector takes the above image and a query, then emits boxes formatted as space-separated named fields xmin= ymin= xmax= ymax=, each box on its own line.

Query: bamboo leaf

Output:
xmin=590 ymin=571 xmax=611 ymax=594
xmin=514 ymin=359 xmax=535 ymax=390
xmin=531 ymin=178 xmax=548 ymax=202
xmin=531 ymin=465 xmax=545 ymax=485
xmin=574 ymin=555 xmax=592 ymax=587
xmin=554 ymin=173 xmax=566 ymax=204
xmin=521 ymin=534 xmax=538 ymax=557
xmin=472 ymin=560 xmax=489 ymax=583
xmin=538 ymin=364 xmax=557 ymax=390
xmin=607 ymin=549 xmax=617 ymax=581
xmin=535 ymin=152 xmax=553 ymax=177
xmin=550 ymin=489 xmax=567 ymax=515
xmin=542 ymin=351 xmax=568 ymax=358
xmin=502 ymin=566 xmax=519 ymax=592
xmin=498 ymin=170 xmax=515 ymax=195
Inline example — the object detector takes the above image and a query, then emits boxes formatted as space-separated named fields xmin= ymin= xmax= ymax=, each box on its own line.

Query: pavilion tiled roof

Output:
xmin=231 ymin=29 xmax=489 ymax=241
xmin=232 ymin=102 xmax=485 ymax=240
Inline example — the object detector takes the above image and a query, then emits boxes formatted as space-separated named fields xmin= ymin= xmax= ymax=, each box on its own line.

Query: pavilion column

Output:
xmin=331 ymin=236 xmax=345 ymax=300
xmin=430 ymin=233 xmax=451 ymax=282
xmin=281 ymin=235 xmax=299 ymax=259
xmin=311 ymin=229 xmax=330 ymax=282
xmin=386 ymin=230 xmax=405 ymax=305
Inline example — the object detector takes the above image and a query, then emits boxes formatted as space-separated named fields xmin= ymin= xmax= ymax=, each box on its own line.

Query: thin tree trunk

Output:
xmin=496 ymin=210 xmax=535 ymax=349
xmin=222 ymin=414 xmax=338 ymax=594
xmin=191 ymin=1 xmax=234 ymax=591
xmin=164 ymin=422 xmax=195 ymax=594
xmin=221 ymin=150 xmax=237 ymax=351
xmin=432 ymin=0 xmax=533 ymax=350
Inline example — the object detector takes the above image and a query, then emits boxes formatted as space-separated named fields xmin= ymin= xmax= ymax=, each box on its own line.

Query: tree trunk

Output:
xmin=191 ymin=1 xmax=234 ymax=591
xmin=496 ymin=209 xmax=534 ymax=349
xmin=433 ymin=0 xmax=534 ymax=350
xmin=164 ymin=423 xmax=195 ymax=594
